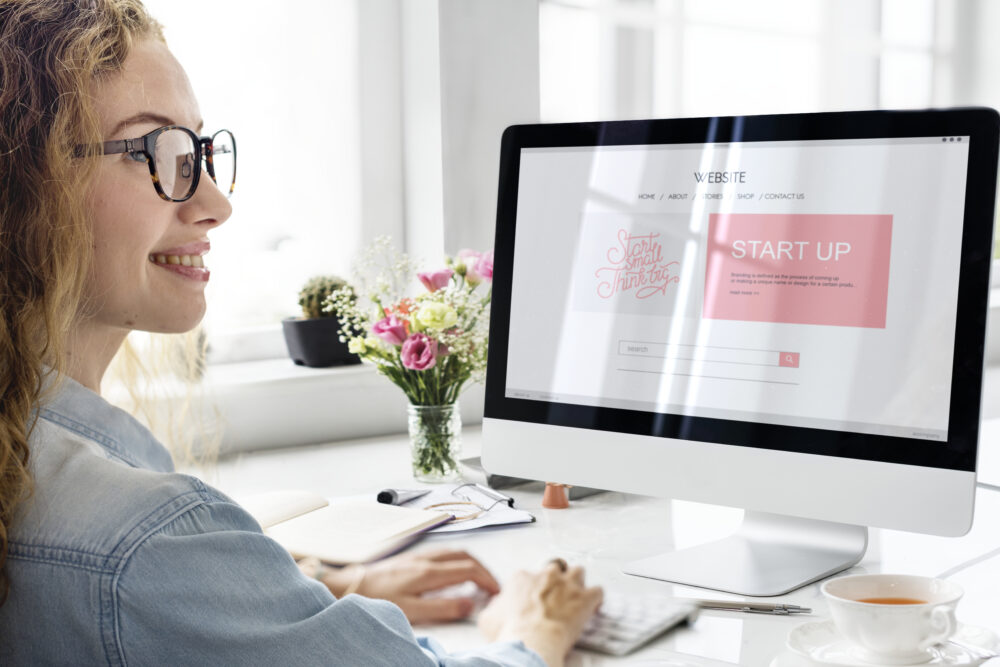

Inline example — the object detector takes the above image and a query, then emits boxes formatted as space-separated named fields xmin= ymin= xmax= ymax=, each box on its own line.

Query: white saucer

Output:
xmin=781 ymin=621 xmax=998 ymax=667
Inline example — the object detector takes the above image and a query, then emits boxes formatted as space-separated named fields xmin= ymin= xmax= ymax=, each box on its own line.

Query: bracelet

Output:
xmin=342 ymin=564 xmax=367 ymax=596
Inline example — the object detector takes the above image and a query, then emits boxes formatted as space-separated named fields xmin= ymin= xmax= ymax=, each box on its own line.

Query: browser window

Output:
xmin=505 ymin=138 xmax=971 ymax=441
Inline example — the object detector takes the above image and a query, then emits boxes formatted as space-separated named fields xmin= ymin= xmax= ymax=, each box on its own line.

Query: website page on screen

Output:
xmin=505 ymin=137 xmax=971 ymax=441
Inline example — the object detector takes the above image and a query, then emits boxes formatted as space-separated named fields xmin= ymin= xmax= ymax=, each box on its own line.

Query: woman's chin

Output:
xmin=147 ymin=303 xmax=207 ymax=334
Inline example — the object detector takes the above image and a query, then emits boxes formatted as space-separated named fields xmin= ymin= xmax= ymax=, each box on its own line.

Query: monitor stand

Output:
xmin=623 ymin=511 xmax=868 ymax=596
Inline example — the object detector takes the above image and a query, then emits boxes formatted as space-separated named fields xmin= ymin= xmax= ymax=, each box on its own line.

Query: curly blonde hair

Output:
xmin=0 ymin=0 xmax=163 ymax=606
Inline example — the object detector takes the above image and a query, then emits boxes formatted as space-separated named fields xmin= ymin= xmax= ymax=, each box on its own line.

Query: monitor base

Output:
xmin=623 ymin=510 xmax=868 ymax=596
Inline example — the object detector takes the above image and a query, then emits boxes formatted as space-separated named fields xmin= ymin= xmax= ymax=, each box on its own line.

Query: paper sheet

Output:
xmin=402 ymin=485 xmax=535 ymax=533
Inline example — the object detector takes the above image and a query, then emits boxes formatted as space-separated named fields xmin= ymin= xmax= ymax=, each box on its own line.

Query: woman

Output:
xmin=0 ymin=1 xmax=602 ymax=664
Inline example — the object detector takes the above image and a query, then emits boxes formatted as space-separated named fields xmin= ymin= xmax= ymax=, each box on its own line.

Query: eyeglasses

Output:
xmin=83 ymin=125 xmax=236 ymax=202
xmin=422 ymin=483 xmax=513 ymax=524
xmin=450 ymin=483 xmax=511 ymax=511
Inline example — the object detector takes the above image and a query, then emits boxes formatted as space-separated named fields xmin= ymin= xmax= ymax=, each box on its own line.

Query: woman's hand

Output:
xmin=319 ymin=549 xmax=501 ymax=625
xmin=477 ymin=559 xmax=603 ymax=667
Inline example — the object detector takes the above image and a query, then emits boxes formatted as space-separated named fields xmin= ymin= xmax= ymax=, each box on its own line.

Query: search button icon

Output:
xmin=779 ymin=352 xmax=800 ymax=368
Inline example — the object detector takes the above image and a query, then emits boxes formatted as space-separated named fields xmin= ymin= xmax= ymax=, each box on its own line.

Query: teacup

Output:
xmin=821 ymin=574 xmax=962 ymax=665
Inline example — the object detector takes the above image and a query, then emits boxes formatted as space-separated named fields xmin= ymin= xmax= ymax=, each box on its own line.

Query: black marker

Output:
xmin=376 ymin=488 xmax=431 ymax=505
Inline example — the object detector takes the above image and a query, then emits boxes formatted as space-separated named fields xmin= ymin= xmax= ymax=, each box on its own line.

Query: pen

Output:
xmin=692 ymin=599 xmax=812 ymax=615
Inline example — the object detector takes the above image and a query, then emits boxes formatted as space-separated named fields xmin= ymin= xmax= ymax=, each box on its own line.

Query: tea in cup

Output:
xmin=821 ymin=574 xmax=962 ymax=664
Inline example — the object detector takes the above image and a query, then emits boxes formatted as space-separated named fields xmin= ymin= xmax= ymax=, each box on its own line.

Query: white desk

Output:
xmin=199 ymin=426 xmax=1000 ymax=666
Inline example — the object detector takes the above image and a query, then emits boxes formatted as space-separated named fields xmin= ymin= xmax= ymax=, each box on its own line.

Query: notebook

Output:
xmin=238 ymin=491 xmax=452 ymax=565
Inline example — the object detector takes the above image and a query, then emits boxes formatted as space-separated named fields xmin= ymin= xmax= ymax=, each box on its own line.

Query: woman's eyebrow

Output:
xmin=110 ymin=112 xmax=204 ymax=137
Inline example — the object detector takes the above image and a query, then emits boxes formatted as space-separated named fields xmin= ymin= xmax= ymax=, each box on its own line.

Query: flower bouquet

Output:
xmin=327 ymin=237 xmax=492 ymax=481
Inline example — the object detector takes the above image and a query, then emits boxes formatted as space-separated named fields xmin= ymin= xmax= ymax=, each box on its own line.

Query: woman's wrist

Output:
xmin=497 ymin=618 xmax=571 ymax=667
xmin=318 ymin=563 xmax=367 ymax=598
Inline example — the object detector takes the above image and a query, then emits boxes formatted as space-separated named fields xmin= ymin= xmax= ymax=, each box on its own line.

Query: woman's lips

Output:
xmin=153 ymin=240 xmax=210 ymax=256
xmin=151 ymin=261 xmax=210 ymax=282
xmin=148 ymin=240 xmax=211 ymax=282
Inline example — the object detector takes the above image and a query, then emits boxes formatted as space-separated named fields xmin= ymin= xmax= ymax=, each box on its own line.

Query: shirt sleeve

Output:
xmin=112 ymin=496 xmax=544 ymax=667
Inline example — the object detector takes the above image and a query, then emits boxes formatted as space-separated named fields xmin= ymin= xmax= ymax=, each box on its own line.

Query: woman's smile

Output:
xmin=148 ymin=238 xmax=210 ymax=281
xmin=149 ymin=254 xmax=210 ymax=281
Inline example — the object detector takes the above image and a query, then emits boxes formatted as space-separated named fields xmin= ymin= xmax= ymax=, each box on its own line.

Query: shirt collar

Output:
xmin=39 ymin=373 xmax=175 ymax=473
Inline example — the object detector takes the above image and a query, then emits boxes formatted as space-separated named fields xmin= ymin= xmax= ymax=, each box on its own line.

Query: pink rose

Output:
xmin=418 ymin=268 xmax=453 ymax=292
xmin=372 ymin=314 xmax=407 ymax=345
xmin=458 ymin=249 xmax=484 ymax=285
xmin=475 ymin=250 xmax=493 ymax=281
xmin=400 ymin=333 xmax=438 ymax=371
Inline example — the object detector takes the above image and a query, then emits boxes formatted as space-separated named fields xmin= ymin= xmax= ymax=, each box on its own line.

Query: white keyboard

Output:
xmin=576 ymin=592 xmax=700 ymax=656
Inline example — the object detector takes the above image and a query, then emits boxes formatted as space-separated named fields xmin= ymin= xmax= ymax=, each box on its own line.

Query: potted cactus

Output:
xmin=281 ymin=275 xmax=361 ymax=367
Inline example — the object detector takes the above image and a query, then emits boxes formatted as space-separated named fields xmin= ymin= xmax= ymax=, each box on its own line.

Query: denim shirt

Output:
xmin=0 ymin=376 xmax=544 ymax=667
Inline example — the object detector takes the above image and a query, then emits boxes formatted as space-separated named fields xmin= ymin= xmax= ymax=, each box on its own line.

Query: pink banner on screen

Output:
xmin=704 ymin=213 xmax=893 ymax=328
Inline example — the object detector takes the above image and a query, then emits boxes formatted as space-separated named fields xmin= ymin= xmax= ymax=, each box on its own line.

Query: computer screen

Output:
xmin=482 ymin=109 xmax=999 ymax=595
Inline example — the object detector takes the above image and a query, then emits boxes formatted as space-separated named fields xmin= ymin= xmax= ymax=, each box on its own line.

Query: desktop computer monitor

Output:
xmin=481 ymin=108 xmax=999 ymax=596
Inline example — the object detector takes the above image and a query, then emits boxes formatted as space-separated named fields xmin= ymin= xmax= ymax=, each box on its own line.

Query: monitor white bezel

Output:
xmin=482 ymin=417 xmax=976 ymax=536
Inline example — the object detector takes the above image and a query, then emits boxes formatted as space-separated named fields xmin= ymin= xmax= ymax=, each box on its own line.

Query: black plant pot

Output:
xmin=281 ymin=317 xmax=361 ymax=368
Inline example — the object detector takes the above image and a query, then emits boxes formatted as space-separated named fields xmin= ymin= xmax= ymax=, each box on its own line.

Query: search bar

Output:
xmin=619 ymin=340 xmax=799 ymax=368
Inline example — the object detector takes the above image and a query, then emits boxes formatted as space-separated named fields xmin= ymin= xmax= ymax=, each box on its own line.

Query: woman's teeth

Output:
xmin=150 ymin=254 xmax=205 ymax=268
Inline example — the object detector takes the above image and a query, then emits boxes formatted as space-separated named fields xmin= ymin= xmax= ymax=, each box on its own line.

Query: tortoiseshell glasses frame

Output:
xmin=80 ymin=125 xmax=236 ymax=202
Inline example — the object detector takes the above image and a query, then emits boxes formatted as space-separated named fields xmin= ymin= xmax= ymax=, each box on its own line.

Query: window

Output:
xmin=539 ymin=0 xmax=950 ymax=121
xmin=879 ymin=0 xmax=938 ymax=108
xmin=143 ymin=0 xmax=400 ymax=360
xmin=539 ymin=0 xmax=1000 ymax=299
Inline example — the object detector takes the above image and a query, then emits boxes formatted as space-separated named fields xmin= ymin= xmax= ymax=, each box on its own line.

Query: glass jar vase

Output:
xmin=407 ymin=403 xmax=462 ymax=482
